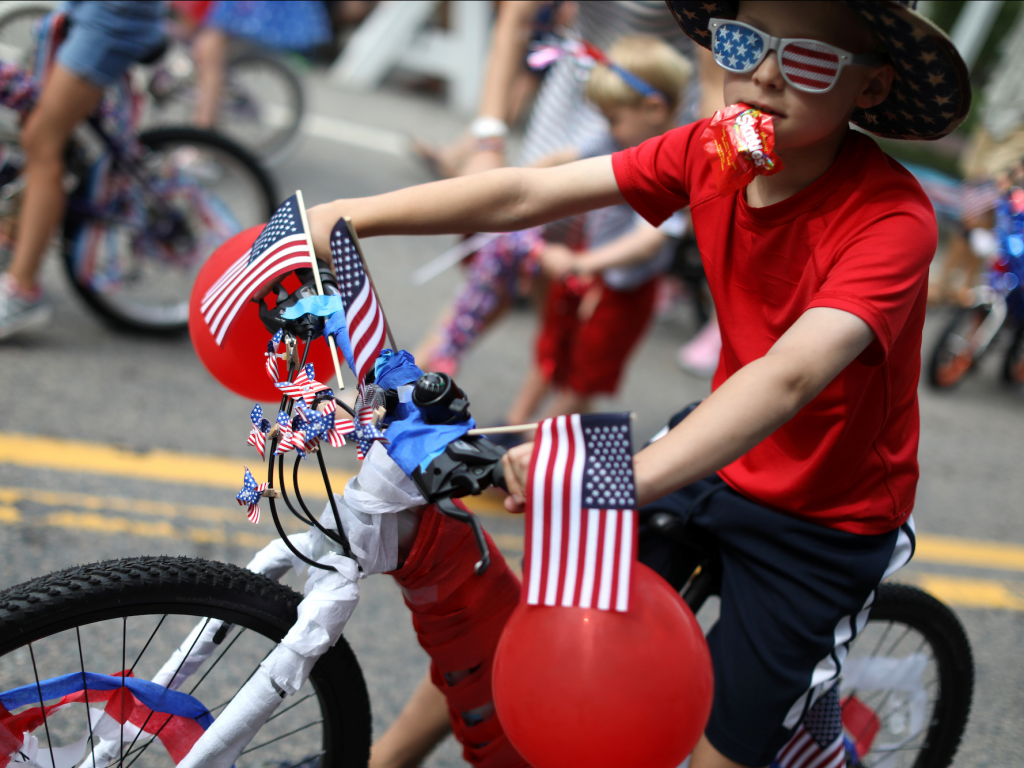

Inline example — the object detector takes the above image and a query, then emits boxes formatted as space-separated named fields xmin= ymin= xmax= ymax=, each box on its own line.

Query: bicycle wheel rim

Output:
xmin=215 ymin=52 xmax=303 ymax=158
xmin=841 ymin=584 xmax=973 ymax=768
xmin=0 ymin=557 xmax=370 ymax=768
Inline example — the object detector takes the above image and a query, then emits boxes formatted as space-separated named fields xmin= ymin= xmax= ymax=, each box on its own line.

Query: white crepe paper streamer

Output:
xmin=840 ymin=654 xmax=929 ymax=749
xmin=173 ymin=666 xmax=284 ymax=768
xmin=149 ymin=618 xmax=229 ymax=691
xmin=176 ymin=553 xmax=360 ymax=768
xmin=246 ymin=534 xmax=314 ymax=579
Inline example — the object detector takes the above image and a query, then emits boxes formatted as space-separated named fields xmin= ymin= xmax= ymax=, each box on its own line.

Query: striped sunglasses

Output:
xmin=708 ymin=19 xmax=884 ymax=94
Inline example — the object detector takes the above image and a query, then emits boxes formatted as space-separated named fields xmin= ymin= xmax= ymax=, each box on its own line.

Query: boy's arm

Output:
xmin=529 ymin=148 xmax=582 ymax=169
xmin=500 ymin=307 xmax=876 ymax=509
xmin=306 ymin=156 xmax=622 ymax=257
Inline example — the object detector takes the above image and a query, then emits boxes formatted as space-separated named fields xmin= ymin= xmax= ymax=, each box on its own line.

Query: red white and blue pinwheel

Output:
xmin=266 ymin=329 xmax=284 ymax=383
xmin=247 ymin=403 xmax=271 ymax=459
xmin=236 ymin=466 xmax=268 ymax=524
xmin=276 ymin=363 xmax=331 ymax=405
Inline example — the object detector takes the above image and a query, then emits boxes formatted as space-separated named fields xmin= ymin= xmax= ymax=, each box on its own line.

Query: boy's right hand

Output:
xmin=501 ymin=442 xmax=533 ymax=514
xmin=539 ymin=243 xmax=577 ymax=280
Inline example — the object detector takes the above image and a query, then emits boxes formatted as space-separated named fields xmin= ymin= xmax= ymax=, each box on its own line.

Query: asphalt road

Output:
xmin=0 ymin=74 xmax=1022 ymax=767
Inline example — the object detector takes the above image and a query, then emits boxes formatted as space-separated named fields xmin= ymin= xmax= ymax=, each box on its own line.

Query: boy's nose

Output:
xmin=752 ymin=50 xmax=785 ymax=91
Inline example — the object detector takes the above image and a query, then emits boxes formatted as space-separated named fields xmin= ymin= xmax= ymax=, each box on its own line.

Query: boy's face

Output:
xmin=602 ymin=99 xmax=674 ymax=149
xmin=723 ymin=1 xmax=893 ymax=153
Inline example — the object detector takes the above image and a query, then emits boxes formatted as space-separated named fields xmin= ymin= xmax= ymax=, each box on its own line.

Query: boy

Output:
xmin=305 ymin=2 xmax=970 ymax=766
xmin=506 ymin=35 xmax=693 ymax=427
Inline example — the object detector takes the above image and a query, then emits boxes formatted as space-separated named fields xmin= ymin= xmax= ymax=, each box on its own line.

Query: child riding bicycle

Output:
xmin=303 ymin=2 xmax=970 ymax=766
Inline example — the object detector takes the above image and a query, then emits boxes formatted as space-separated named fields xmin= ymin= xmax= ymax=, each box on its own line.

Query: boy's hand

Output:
xmin=539 ymin=243 xmax=578 ymax=280
xmin=501 ymin=442 xmax=533 ymax=513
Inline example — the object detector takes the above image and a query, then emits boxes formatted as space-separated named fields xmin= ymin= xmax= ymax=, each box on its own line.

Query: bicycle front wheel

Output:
xmin=62 ymin=127 xmax=276 ymax=334
xmin=927 ymin=306 xmax=991 ymax=388
xmin=0 ymin=556 xmax=371 ymax=768
xmin=841 ymin=582 xmax=974 ymax=768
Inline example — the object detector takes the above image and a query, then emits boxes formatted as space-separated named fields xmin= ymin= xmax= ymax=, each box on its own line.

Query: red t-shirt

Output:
xmin=612 ymin=121 xmax=937 ymax=535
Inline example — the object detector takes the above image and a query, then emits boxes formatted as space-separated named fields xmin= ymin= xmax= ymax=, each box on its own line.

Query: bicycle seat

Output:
xmin=138 ymin=37 xmax=169 ymax=66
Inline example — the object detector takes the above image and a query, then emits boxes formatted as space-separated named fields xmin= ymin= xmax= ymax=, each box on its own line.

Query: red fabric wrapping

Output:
xmin=389 ymin=502 xmax=527 ymax=768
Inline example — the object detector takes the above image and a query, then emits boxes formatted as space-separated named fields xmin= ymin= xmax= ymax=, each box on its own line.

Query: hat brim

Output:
xmin=666 ymin=0 xmax=971 ymax=141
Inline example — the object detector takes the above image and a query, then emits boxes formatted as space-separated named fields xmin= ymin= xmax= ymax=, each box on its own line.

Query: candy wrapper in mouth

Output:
xmin=701 ymin=103 xmax=783 ymax=194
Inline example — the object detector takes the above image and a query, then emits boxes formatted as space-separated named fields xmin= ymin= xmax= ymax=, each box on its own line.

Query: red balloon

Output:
xmin=492 ymin=562 xmax=713 ymax=768
xmin=189 ymin=224 xmax=335 ymax=402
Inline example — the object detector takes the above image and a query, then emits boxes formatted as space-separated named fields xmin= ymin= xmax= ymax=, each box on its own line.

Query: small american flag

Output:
xmin=773 ymin=687 xmax=846 ymax=768
xmin=779 ymin=40 xmax=839 ymax=91
xmin=236 ymin=466 xmax=268 ymax=524
xmin=201 ymin=195 xmax=313 ymax=346
xmin=524 ymin=413 xmax=637 ymax=613
xmin=266 ymin=329 xmax=284 ymax=383
xmin=330 ymin=221 xmax=386 ymax=384
xmin=247 ymin=403 xmax=270 ymax=459
xmin=276 ymin=363 xmax=332 ymax=405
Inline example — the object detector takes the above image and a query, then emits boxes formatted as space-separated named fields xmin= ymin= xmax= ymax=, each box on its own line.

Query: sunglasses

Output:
xmin=708 ymin=19 xmax=884 ymax=94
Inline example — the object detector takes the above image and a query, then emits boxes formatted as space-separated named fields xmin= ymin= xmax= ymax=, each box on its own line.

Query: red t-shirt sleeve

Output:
xmin=611 ymin=122 xmax=707 ymax=226
xmin=805 ymin=199 xmax=936 ymax=365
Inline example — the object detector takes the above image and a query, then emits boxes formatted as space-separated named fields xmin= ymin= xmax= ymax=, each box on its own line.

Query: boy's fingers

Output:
xmin=500 ymin=442 xmax=534 ymax=514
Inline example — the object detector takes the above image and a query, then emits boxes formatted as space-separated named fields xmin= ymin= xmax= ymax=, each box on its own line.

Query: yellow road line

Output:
xmin=0 ymin=432 xmax=507 ymax=516
xmin=906 ymin=573 xmax=1024 ymax=611
xmin=915 ymin=533 xmax=1024 ymax=573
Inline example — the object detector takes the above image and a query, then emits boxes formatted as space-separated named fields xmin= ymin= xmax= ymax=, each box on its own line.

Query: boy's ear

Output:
xmin=855 ymin=64 xmax=896 ymax=111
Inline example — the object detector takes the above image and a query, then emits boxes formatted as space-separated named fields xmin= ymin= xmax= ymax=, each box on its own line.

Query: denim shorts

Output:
xmin=56 ymin=1 xmax=164 ymax=87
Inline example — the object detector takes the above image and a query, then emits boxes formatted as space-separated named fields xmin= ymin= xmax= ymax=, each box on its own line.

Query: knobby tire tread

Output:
xmin=0 ymin=555 xmax=371 ymax=768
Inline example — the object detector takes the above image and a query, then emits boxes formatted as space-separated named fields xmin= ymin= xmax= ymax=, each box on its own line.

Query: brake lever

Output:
xmin=411 ymin=435 xmax=509 ymax=575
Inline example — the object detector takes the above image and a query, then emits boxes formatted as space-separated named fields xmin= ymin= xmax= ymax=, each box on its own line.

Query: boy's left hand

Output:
xmin=501 ymin=442 xmax=533 ymax=513
xmin=539 ymin=243 xmax=578 ymax=280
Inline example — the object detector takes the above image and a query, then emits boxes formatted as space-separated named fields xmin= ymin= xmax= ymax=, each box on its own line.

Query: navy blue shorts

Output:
xmin=638 ymin=406 xmax=915 ymax=766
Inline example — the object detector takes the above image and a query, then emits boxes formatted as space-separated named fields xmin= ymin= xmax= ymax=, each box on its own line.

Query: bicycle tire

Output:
xmin=217 ymin=50 xmax=305 ymax=159
xmin=0 ymin=555 xmax=372 ymax=768
xmin=61 ymin=127 xmax=277 ymax=334
xmin=1002 ymin=324 xmax=1024 ymax=385
xmin=842 ymin=582 xmax=973 ymax=768
xmin=927 ymin=306 xmax=990 ymax=389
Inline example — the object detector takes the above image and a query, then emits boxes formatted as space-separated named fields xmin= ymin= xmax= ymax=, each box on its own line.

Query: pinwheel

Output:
xmin=246 ymin=403 xmax=272 ymax=459
xmin=236 ymin=466 xmax=268 ymax=524
xmin=318 ymin=399 xmax=354 ymax=448
xmin=276 ymin=363 xmax=332 ymax=405
xmin=266 ymin=329 xmax=284 ymax=383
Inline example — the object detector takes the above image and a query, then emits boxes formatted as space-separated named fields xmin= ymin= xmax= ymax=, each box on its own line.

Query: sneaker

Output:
xmin=0 ymin=274 xmax=52 ymax=340
xmin=677 ymin=317 xmax=721 ymax=378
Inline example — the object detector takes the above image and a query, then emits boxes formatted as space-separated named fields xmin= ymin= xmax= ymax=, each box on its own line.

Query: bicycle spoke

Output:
xmin=265 ymin=692 xmax=317 ymax=724
xmin=77 ymin=627 xmax=98 ymax=768
xmin=129 ymin=614 xmax=168 ymax=675
xmin=121 ymin=617 xmax=127 ymax=766
xmin=185 ymin=625 xmax=247 ymax=696
xmin=239 ymin=719 xmax=324 ymax=756
xmin=28 ymin=643 xmax=58 ymax=768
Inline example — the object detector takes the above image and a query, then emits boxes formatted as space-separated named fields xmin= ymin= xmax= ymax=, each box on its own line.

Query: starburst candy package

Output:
xmin=701 ymin=103 xmax=783 ymax=194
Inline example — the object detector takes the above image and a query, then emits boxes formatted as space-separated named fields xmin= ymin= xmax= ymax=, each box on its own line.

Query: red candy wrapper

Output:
xmin=701 ymin=103 xmax=783 ymax=194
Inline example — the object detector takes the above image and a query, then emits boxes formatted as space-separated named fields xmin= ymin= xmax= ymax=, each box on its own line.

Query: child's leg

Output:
xmin=369 ymin=672 xmax=451 ymax=768
xmin=540 ymin=387 xmax=590 ymax=419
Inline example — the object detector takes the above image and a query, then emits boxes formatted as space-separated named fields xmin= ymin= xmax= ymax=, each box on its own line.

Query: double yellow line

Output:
xmin=1 ymin=431 xmax=1022 ymax=610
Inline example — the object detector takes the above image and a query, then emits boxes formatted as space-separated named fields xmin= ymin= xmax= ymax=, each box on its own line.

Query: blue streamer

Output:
xmin=281 ymin=295 xmax=344 ymax=319
xmin=374 ymin=350 xmax=423 ymax=390
xmin=385 ymin=407 xmax=476 ymax=476
xmin=324 ymin=309 xmax=356 ymax=375
xmin=0 ymin=671 xmax=213 ymax=728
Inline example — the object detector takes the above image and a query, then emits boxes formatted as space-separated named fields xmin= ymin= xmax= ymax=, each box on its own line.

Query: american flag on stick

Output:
xmin=201 ymin=195 xmax=313 ymax=345
xmin=330 ymin=219 xmax=389 ymax=385
xmin=524 ymin=413 xmax=637 ymax=613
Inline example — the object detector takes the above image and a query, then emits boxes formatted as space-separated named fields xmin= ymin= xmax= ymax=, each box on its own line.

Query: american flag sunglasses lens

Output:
xmin=712 ymin=22 xmax=765 ymax=72
xmin=780 ymin=40 xmax=840 ymax=91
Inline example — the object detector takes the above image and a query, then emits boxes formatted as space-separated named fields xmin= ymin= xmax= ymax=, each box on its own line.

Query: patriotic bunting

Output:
xmin=236 ymin=466 xmax=268 ymax=524
xmin=330 ymin=221 xmax=386 ymax=385
xmin=524 ymin=413 xmax=637 ymax=613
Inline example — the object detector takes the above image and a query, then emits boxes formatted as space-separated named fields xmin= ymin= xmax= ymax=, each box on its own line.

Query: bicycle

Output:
xmin=0 ymin=9 xmax=277 ymax=334
xmin=0 ymin=344 xmax=974 ymax=768
xmin=0 ymin=1 xmax=305 ymax=161
xmin=929 ymin=187 xmax=1024 ymax=389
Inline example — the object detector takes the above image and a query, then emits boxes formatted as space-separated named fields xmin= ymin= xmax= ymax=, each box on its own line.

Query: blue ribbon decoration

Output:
xmin=374 ymin=349 xmax=423 ymax=390
xmin=385 ymin=407 xmax=476 ymax=476
xmin=324 ymin=310 xmax=357 ymax=377
xmin=280 ymin=295 xmax=345 ymax=319
xmin=0 ymin=672 xmax=213 ymax=728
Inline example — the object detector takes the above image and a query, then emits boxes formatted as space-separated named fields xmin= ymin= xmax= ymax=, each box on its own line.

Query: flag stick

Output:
xmin=295 ymin=189 xmax=346 ymax=391
xmin=344 ymin=217 xmax=399 ymax=352
xmin=467 ymin=413 xmax=636 ymax=437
